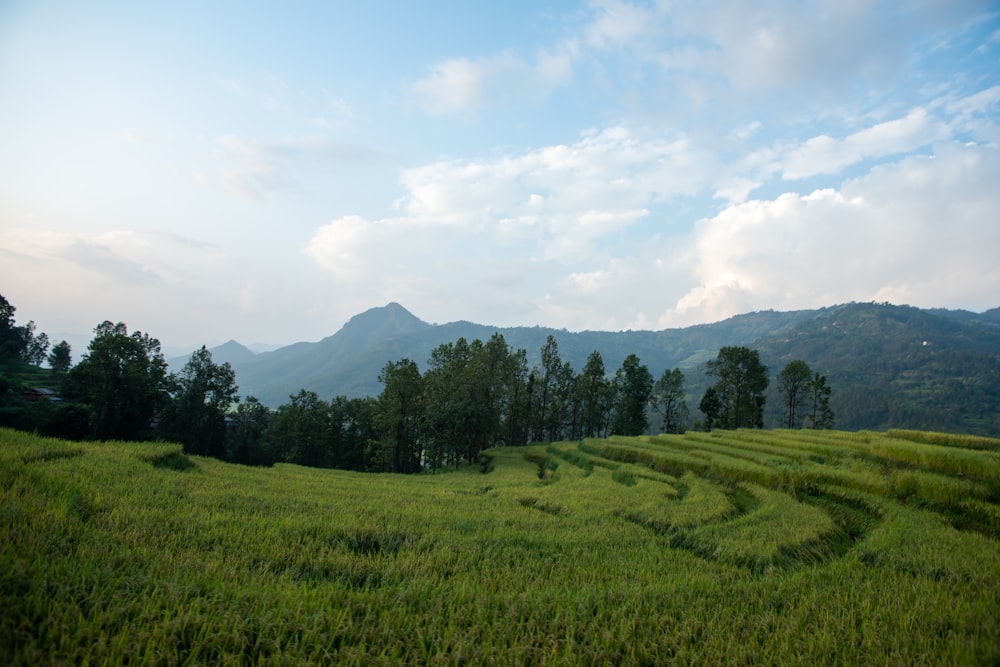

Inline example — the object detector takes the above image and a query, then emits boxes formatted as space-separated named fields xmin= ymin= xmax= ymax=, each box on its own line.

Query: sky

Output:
xmin=1 ymin=1 xmax=999 ymax=355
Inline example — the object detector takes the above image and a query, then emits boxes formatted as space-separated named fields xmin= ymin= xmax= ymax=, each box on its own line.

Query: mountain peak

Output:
xmin=319 ymin=303 xmax=431 ymax=358
xmin=345 ymin=302 xmax=426 ymax=329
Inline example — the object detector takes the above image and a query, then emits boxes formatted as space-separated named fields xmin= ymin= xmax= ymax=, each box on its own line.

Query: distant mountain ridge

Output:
xmin=168 ymin=301 xmax=1000 ymax=436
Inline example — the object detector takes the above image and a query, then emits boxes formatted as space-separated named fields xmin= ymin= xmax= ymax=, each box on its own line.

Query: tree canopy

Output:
xmin=703 ymin=346 xmax=769 ymax=429
xmin=159 ymin=346 xmax=238 ymax=458
xmin=64 ymin=321 xmax=171 ymax=441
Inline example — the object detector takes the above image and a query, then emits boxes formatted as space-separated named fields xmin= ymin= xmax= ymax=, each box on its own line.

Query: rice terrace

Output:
xmin=3 ymin=426 xmax=999 ymax=665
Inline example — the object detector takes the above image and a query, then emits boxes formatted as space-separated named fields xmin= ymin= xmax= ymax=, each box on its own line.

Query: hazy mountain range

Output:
xmin=168 ymin=301 xmax=1000 ymax=436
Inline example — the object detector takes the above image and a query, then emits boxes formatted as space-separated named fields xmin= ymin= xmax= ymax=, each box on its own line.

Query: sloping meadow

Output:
xmin=2 ymin=426 xmax=999 ymax=664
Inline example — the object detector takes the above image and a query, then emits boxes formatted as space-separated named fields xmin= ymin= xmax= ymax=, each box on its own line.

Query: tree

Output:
xmin=422 ymin=338 xmax=495 ymax=470
xmin=777 ymin=360 xmax=813 ymax=429
xmin=578 ymin=351 xmax=612 ymax=438
xmin=503 ymin=347 xmax=531 ymax=447
xmin=653 ymin=368 xmax=689 ymax=434
xmin=705 ymin=346 xmax=769 ymax=429
xmin=806 ymin=372 xmax=835 ymax=429
xmin=476 ymin=333 xmax=520 ymax=449
xmin=227 ymin=396 xmax=271 ymax=465
xmin=611 ymin=354 xmax=653 ymax=436
xmin=0 ymin=294 xmax=27 ymax=366
xmin=531 ymin=335 xmax=563 ymax=442
xmin=63 ymin=321 xmax=171 ymax=441
xmin=21 ymin=322 xmax=50 ymax=366
xmin=267 ymin=390 xmax=330 ymax=467
xmin=699 ymin=387 xmax=721 ymax=431
xmin=48 ymin=340 xmax=72 ymax=375
xmin=376 ymin=358 xmax=424 ymax=473
xmin=338 ymin=396 xmax=378 ymax=471
xmin=159 ymin=346 xmax=239 ymax=458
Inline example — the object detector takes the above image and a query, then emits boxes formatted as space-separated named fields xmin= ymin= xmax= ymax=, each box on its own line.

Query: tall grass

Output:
xmin=2 ymin=427 xmax=999 ymax=665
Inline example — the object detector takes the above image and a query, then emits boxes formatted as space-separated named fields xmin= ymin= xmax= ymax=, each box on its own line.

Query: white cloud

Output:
xmin=670 ymin=141 xmax=1000 ymax=325
xmin=306 ymin=124 xmax=707 ymax=272
xmin=200 ymin=134 xmax=382 ymax=201
xmin=304 ymin=125 xmax=715 ymax=327
xmin=585 ymin=0 xmax=656 ymax=49
xmin=220 ymin=72 xmax=289 ymax=111
xmin=410 ymin=42 xmax=577 ymax=116
xmin=780 ymin=108 xmax=945 ymax=179
xmin=312 ymin=96 xmax=354 ymax=129
xmin=0 ymin=226 xmax=271 ymax=348
xmin=210 ymin=134 xmax=292 ymax=201
xmin=0 ymin=229 xmax=230 ymax=290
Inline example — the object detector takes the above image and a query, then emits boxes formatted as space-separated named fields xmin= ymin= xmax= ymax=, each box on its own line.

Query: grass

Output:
xmin=2 ymin=426 xmax=1000 ymax=665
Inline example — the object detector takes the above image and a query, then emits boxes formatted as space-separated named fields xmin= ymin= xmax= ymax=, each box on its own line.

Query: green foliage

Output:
xmin=20 ymin=321 xmax=49 ymax=366
xmin=63 ymin=321 xmax=171 ymax=441
xmin=611 ymin=354 xmax=654 ymax=436
xmin=158 ymin=346 xmax=238 ymax=458
xmin=778 ymin=360 xmax=812 ymax=428
xmin=2 ymin=427 xmax=999 ymax=664
xmin=653 ymin=367 xmax=689 ymax=434
xmin=47 ymin=340 xmax=72 ymax=375
xmin=705 ymin=346 xmax=769 ymax=429
xmin=806 ymin=372 xmax=834 ymax=429
xmin=0 ymin=294 xmax=28 ymax=369
xmin=267 ymin=390 xmax=332 ymax=468
xmin=698 ymin=386 xmax=721 ymax=431
xmin=376 ymin=358 xmax=425 ymax=473
xmin=227 ymin=396 xmax=271 ymax=464
xmin=577 ymin=350 xmax=613 ymax=438
xmin=756 ymin=302 xmax=1000 ymax=435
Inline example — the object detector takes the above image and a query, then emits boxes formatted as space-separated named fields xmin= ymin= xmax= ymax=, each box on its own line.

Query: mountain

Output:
xmin=220 ymin=303 xmax=432 ymax=405
xmin=168 ymin=340 xmax=255 ymax=371
xmin=209 ymin=303 xmax=816 ymax=407
xmin=179 ymin=301 xmax=1000 ymax=436
xmin=753 ymin=302 xmax=1000 ymax=435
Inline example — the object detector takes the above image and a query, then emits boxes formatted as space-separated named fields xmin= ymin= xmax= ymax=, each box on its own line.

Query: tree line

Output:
xmin=1 ymin=292 xmax=832 ymax=473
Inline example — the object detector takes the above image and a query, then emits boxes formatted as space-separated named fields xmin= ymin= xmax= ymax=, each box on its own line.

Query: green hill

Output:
xmin=3 ymin=427 xmax=998 ymax=664
xmin=186 ymin=301 xmax=1000 ymax=436
xmin=754 ymin=303 xmax=1000 ymax=434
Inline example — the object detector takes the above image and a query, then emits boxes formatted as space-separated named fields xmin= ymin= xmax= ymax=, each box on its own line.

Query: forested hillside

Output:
xmin=206 ymin=303 xmax=812 ymax=406
xmin=755 ymin=303 xmax=1000 ymax=435
xmin=194 ymin=301 xmax=1000 ymax=437
xmin=6 ymin=291 xmax=999 ymax=447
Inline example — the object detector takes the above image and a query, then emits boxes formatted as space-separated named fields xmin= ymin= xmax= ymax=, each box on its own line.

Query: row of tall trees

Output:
xmin=0 ymin=294 xmax=71 ymax=373
xmin=210 ymin=334 xmax=683 ymax=473
xmin=373 ymin=335 xmax=676 ymax=472
xmin=1 ymin=294 xmax=76 ymax=433
xmin=697 ymin=347 xmax=833 ymax=431
xmin=3 ymin=289 xmax=833 ymax=473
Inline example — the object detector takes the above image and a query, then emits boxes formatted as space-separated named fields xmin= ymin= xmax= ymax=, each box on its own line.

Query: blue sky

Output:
xmin=1 ymin=1 xmax=998 ymax=354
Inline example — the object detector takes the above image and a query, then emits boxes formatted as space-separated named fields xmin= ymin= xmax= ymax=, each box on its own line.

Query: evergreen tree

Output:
xmin=705 ymin=346 xmax=769 ymax=429
xmin=578 ymin=351 xmax=612 ymax=438
xmin=375 ymin=358 xmax=424 ymax=473
xmin=227 ymin=396 xmax=271 ymax=464
xmin=653 ymin=367 xmax=688 ymax=434
xmin=267 ymin=390 xmax=330 ymax=467
xmin=64 ymin=321 xmax=171 ymax=441
xmin=159 ymin=346 xmax=238 ymax=458
xmin=777 ymin=360 xmax=813 ymax=429
xmin=48 ymin=340 xmax=72 ymax=375
xmin=806 ymin=372 xmax=835 ymax=429
xmin=0 ymin=294 xmax=28 ymax=368
xmin=699 ymin=387 xmax=721 ymax=431
xmin=611 ymin=354 xmax=653 ymax=436
xmin=21 ymin=322 xmax=49 ymax=366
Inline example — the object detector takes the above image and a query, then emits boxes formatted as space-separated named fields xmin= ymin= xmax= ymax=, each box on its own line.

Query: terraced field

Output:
xmin=2 ymin=427 xmax=999 ymax=664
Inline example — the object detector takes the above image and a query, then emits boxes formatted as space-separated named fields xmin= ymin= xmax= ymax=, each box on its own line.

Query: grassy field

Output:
xmin=2 ymin=427 xmax=999 ymax=665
